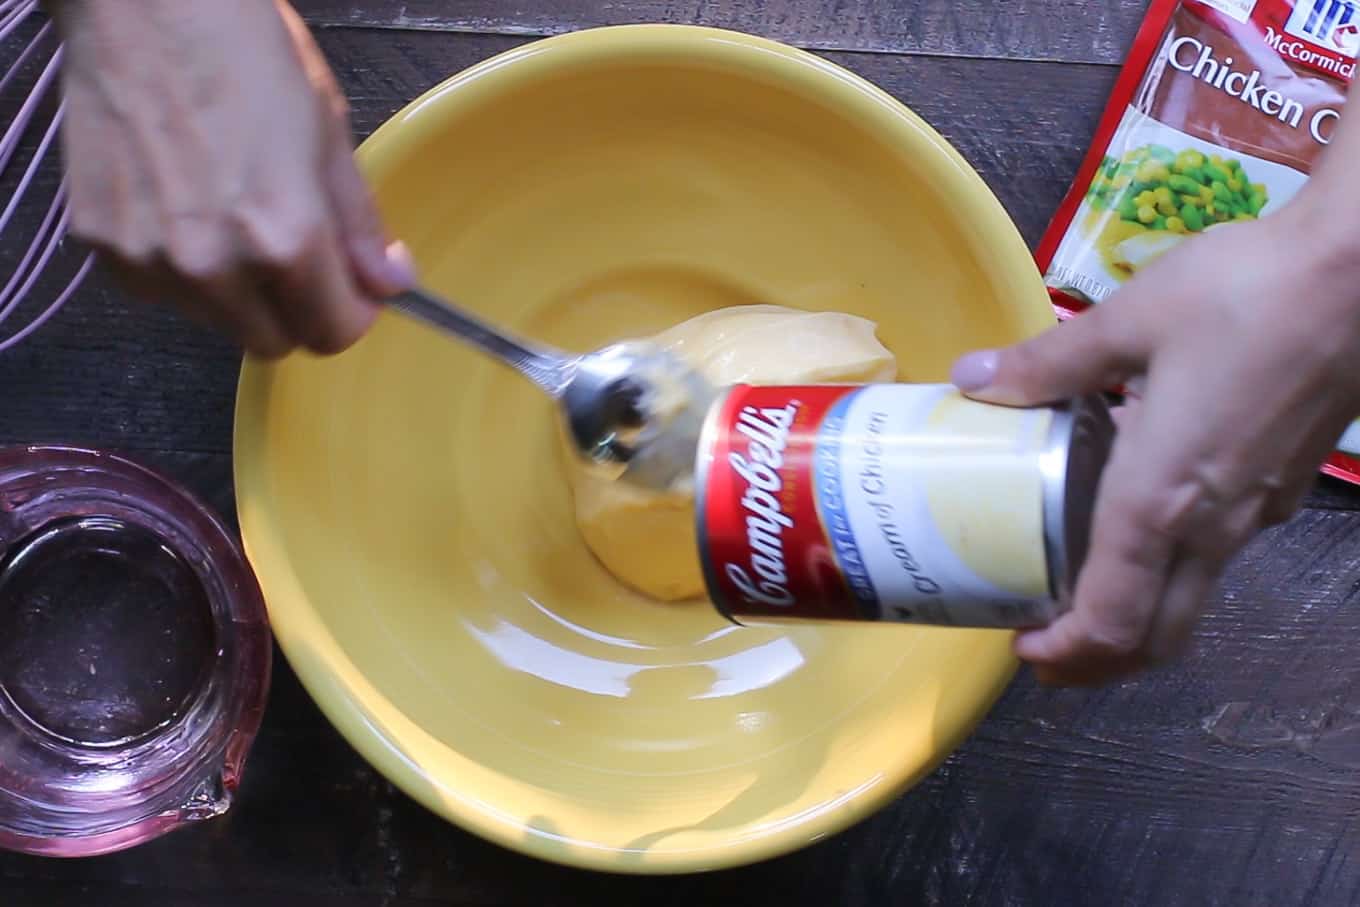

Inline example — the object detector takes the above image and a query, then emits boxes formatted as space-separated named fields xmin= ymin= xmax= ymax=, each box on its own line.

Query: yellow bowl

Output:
xmin=233 ymin=25 xmax=1053 ymax=874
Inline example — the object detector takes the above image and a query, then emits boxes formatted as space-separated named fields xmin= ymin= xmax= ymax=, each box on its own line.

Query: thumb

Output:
xmin=949 ymin=303 xmax=1150 ymax=406
xmin=325 ymin=138 xmax=417 ymax=298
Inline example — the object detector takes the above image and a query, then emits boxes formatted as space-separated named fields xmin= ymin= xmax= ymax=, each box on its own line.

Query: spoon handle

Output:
xmin=386 ymin=287 xmax=575 ymax=395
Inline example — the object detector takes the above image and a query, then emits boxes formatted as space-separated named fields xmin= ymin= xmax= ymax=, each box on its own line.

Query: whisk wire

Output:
xmin=0 ymin=1 xmax=36 ymax=34
xmin=1 ymin=42 xmax=59 ymax=224
xmin=0 ymin=120 xmax=67 ymax=319
xmin=0 ymin=5 xmax=92 ymax=352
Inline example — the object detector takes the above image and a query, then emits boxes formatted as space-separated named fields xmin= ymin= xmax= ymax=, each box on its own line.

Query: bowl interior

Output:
xmin=235 ymin=26 xmax=1052 ymax=873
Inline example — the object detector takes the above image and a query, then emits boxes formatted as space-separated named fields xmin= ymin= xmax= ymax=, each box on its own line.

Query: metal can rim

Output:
xmin=1041 ymin=393 xmax=1115 ymax=608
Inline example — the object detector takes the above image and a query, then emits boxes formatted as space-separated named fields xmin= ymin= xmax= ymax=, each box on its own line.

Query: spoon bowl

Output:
xmin=388 ymin=287 xmax=716 ymax=490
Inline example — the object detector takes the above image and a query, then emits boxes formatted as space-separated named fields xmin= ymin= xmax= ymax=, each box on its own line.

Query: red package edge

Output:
xmin=1032 ymin=0 xmax=1360 ymax=488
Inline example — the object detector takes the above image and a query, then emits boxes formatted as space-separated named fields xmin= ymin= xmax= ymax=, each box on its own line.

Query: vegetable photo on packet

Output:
xmin=34 ymin=0 xmax=1360 ymax=688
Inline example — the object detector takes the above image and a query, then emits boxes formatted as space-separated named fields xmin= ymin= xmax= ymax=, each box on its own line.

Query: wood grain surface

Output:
xmin=3 ymin=3 xmax=1360 ymax=905
xmin=291 ymin=0 xmax=1149 ymax=65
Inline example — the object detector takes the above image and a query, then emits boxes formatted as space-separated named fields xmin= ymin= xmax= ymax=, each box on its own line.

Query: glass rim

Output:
xmin=0 ymin=444 xmax=272 ymax=857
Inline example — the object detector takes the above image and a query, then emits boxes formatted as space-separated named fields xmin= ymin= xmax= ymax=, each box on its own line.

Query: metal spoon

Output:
xmin=386 ymin=287 xmax=716 ymax=491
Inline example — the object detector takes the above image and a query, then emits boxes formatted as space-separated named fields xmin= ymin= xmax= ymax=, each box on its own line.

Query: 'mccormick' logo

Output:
xmin=1286 ymin=0 xmax=1360 ymax=57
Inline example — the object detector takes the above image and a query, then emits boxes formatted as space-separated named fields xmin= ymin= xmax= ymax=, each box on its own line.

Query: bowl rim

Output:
xmin=233 ymin=23 xmax=1044 ymax=875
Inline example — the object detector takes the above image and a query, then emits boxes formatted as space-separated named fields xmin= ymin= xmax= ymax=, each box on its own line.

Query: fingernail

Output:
xmin=383 ymin=240 xmax=417 ymax=290
xmin=951 ymin=350 xmax=998 ymax=391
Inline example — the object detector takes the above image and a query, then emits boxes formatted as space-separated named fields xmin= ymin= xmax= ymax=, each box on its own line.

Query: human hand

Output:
xmin=50 ymin=0 xmax=414 ymax=358
xmin=950 ymin=196 xmax=1360 ymax=686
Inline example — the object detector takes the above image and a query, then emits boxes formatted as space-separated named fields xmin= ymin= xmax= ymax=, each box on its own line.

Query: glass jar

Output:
xmin=0 ymin=446 xmax=271 ymax=857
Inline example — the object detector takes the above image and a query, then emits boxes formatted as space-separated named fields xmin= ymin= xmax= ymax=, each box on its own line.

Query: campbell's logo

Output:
xmin=1285 ymin=0 xmax=1360 ymax=57
xmin=723 ymin=401 xmax=799 ymax=608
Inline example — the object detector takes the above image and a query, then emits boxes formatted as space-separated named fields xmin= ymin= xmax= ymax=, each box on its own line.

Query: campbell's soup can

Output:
xmin=694 ymin=384 xmax=1114 ymax=628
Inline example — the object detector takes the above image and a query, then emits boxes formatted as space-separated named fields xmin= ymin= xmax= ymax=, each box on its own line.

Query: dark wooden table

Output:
xmin=4 ymin=2 xmax=1360 ymax=904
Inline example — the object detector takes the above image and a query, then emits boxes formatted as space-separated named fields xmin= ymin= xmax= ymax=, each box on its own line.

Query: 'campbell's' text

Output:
xmin=724 ymin=402 xmax=800 ymax=607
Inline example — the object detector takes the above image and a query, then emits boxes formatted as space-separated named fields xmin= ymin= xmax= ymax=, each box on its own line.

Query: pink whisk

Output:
xmin=0 ymin=0 xmax=92 ymax=353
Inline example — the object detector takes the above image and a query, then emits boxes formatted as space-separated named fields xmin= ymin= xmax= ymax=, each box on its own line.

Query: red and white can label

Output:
xmin=697 ymin=384 xmax=1063 ymax=627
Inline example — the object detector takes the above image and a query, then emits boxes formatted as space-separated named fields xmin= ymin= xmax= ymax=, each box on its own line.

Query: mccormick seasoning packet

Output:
xmin=1036 ymin=0 xmax=1360 ymax=485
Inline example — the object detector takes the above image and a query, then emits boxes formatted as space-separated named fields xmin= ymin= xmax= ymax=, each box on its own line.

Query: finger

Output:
xmin=194 ymin=272 xmax=294 ymax=359
xmin=150 ymin=274 xmax=293 ymax=359
xmin=1025 ymin=348 xmax=1299 ymax=686
xmin=257 ymin=225 xmax=377 ymax=355
xmin=1013 ymin=401 xmax=1178 ymax=681
xmin=1141 ymin=553 xmax=1222 ymax=664
xmin=98 ymin=246 xmax=292 ymax=357
xmin=1014 ymin=524 xmax=1172 ymax=681
xmin=276 ymin=0 xmax=346 ymax=109
xmin=1262 ymin=473 xmax=1315 ymax=528
xmin=303 ymin=7 xmax=416 ymax=302
xmin=1018 ymin=611 xmax=1150 ymax=687
xmin=950 ymin=302 xmax=1151 ymax=407
xmin=1262 ymin=412 xmax=1354 ymax=526
xmin=324 ymin=146 xmax=415 ymax=298
xmin=98 ymin=251 xmax=179 ymax=309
